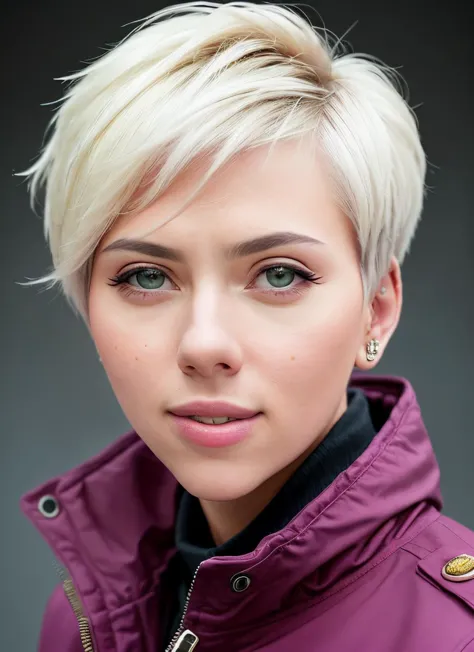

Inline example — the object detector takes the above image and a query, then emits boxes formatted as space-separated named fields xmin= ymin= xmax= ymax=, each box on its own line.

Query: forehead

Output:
xmin=100 ymin=139 xmax=349 ymax=248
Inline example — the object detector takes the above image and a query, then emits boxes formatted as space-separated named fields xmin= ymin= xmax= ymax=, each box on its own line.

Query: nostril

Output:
xmin=214 ymin=363 xmax=231 ymax=371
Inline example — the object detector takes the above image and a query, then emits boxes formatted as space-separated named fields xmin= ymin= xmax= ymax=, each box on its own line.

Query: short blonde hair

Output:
xmin=21 ymin=1 xmax=426 ymax=320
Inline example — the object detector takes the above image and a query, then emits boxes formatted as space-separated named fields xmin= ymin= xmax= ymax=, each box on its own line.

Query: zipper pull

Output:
xmin=170 ymin=629 xmax=199 ymax=651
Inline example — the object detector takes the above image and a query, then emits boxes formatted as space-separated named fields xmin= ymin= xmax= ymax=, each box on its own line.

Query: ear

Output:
xmin=355 ymin=256 xmax=403 ymax=370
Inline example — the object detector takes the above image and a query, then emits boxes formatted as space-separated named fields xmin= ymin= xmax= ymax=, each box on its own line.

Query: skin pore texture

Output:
xmin=88 ymin=139 xmax=402 ymax=546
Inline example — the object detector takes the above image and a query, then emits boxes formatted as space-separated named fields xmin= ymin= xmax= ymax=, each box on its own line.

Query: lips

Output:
xmin=169 ymin=400 xmax=259 ymax=420
xmin=169 ymin=411 xmax=261 ymax=448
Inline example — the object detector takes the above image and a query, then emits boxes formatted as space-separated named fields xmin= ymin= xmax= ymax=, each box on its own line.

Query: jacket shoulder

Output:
xmin=39 ymin=584 xmax=83 ymax=652
xmin=438 ymin=515 xmax=474 ymax=546
xmin=404 ymin=515 xmax=474 ymax=616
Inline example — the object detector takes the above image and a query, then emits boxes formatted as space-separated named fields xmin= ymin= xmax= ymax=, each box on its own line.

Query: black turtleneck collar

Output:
xmin=174 ymin=387 xmax=376 ymax=580
xmin=162 ymin=387 xmax=377 ymax=648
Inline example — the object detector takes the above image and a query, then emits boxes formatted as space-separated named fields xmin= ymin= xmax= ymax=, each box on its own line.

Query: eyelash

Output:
xmin=107 ymin=264 xmax=322 ymax=301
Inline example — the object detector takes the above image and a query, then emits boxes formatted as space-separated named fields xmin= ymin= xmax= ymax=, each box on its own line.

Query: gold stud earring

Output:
xmin=366 ymin=339 xmax=380 ymax=362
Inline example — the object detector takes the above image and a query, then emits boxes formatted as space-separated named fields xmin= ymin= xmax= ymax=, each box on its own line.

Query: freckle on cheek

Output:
xmin=290 ymin=356 xmax=295 ymax=361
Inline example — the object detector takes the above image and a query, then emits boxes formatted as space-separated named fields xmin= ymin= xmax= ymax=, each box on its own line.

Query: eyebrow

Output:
xmin=100 ymin=231 xmax=325 ymax=262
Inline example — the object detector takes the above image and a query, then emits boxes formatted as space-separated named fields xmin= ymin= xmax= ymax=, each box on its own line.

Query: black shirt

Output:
xmin=162 ymin=388 xmax=376 ymax=648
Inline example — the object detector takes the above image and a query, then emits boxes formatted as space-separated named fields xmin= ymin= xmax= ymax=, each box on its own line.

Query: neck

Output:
xmin=199 ymin=395 xmax=348 ymax=546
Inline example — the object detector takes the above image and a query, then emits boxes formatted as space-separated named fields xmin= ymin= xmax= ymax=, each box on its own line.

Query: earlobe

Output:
xmin=366 ymin=338 xmax=380 ymax=361
xmin=354 ymin=257 xmax=402 ymax=370
xmin=355 ymin=336 xmax=382 ymax=370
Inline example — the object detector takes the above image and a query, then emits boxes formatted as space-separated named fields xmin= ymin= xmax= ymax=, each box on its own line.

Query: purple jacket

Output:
xmin=21 ymin=376 xmax=474 ymax=651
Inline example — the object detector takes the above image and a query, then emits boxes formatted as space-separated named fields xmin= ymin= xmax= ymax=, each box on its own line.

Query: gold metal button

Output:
xmin=442 ymin=554 xmax=474 ymax=582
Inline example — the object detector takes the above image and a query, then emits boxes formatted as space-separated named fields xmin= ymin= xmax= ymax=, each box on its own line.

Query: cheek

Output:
xmin=254 ymin=294 xmax=364 ymax=393
xmin=89 ymin=289 xmax=166 ymax=392
xmin=94 ymin=328 xmax=166 ymax=387
xmin=91 ymin=321 xmax=170 ymax=434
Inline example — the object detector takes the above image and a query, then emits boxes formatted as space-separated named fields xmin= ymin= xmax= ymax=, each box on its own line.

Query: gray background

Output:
xmin=2 ymin=0 xmax=473 ymax=649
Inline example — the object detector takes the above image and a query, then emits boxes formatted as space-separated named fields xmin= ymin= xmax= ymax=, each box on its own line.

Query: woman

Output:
xmin=20 ymin=2 xmax=474 ymax=651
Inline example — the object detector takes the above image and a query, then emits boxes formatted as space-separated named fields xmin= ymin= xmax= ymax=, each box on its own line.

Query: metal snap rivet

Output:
xmin=442 ymin=554 xmax=474 ymax=582
xmin=231 ymin=574 xmax=251 ymax=593
xmin=38 ymin=495 xmax=60 ymax=519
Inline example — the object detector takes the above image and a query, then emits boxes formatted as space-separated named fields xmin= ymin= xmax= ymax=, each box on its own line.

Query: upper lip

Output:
xmin=169 ymin=401 xmax=259 ymax=419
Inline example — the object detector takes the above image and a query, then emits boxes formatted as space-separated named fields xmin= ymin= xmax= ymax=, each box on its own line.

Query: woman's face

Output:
xmin=89 ymin=139 xmax=372 ymax=502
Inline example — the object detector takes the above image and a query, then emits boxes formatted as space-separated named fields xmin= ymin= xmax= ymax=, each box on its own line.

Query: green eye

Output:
xmin=265 ymin=266 xmax=295 ymax=288
xmin=131 ymin=269 xmax=166 ymax=289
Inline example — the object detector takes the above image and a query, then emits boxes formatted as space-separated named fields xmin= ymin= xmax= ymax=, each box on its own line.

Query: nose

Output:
xmin=176 ymin=291 xmax=243 ymax=379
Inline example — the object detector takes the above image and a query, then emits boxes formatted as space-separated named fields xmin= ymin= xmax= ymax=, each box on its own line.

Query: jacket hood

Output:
xmin=21 ymin=375 xmax=443 ymax=637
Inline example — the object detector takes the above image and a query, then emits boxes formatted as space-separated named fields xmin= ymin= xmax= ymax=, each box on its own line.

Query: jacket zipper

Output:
xmin=53 ymin=559 xmax=201 ymax=652
xmin=165 ymin=563 xmax=201 ymax=652
xmin=54 ymin=562 xmax=95 ymax=652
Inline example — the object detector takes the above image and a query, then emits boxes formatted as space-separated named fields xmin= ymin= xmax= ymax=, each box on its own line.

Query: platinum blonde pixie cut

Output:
xmin=22 ymin=1 xmax=426 ymax=320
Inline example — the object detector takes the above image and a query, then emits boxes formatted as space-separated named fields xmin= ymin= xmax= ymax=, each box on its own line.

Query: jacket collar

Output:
xmin=21 ymin=375 xmax=443 ymax=633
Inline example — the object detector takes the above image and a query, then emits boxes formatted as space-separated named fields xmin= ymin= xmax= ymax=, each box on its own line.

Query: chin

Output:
xmin=175 ymin=465 xmax=264 ymax=502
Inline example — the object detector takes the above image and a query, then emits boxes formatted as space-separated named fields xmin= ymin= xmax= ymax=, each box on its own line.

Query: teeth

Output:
xmin=189 ymin=416 xmax=237 ymax=425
